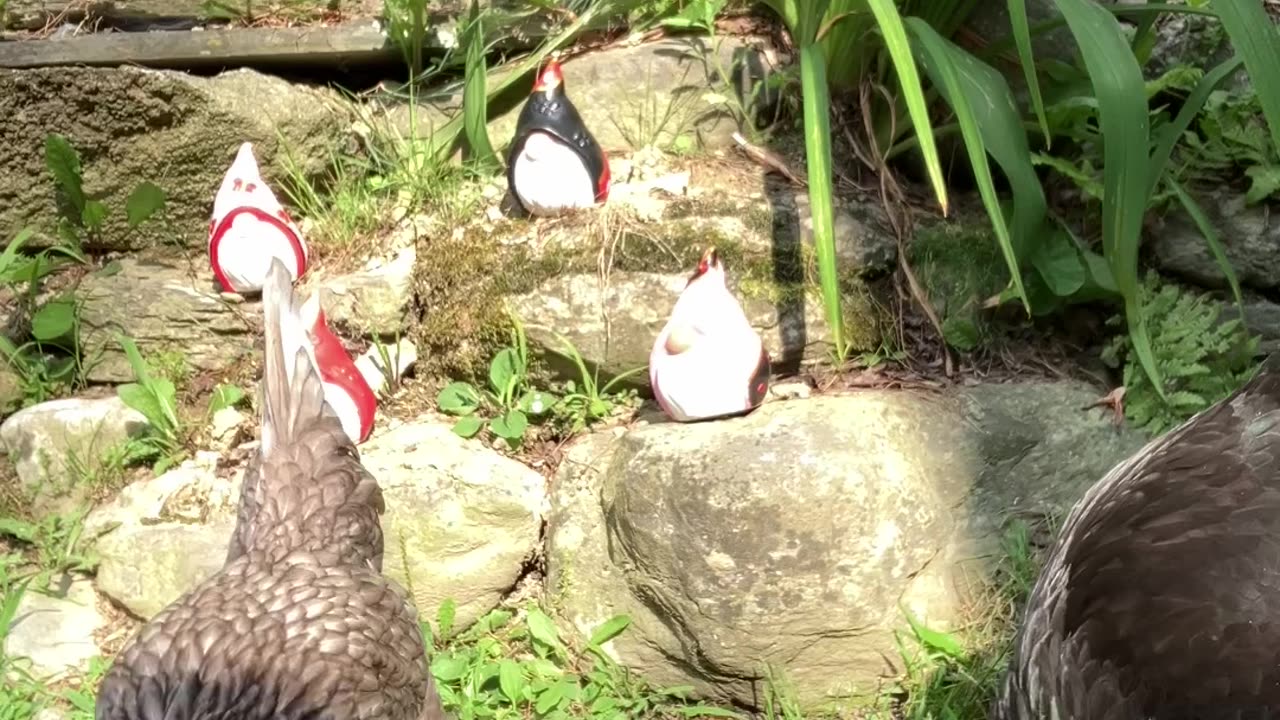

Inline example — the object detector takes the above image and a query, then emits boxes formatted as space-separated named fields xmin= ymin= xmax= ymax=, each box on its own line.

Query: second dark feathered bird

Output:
xmin=998 ymin=354 xmax=1280 ymax=720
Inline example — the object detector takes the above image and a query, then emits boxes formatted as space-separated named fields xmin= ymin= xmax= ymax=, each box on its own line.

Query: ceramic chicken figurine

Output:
xmin=649 ymin=247 xmax=770 ymax=422
xmin=208 ymin=141 xmax=309 ymax=295
xmin=506 ymin=57 xmax=610 ymax=217
xmin=997 ymin=355 xmax=1280 ymax=720
xmin=300 ymin=291 xmax=378 ymax=445
xmin=96 ymin=258 xmax=449 ymax=720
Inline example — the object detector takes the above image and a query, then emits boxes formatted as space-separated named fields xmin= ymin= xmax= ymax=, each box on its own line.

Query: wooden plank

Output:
xmin=3 ymin=0 xmax=497 ymax=32
xmin=0 ymin=11 xmax=556 ymax=70
xmin=0 ymin=24 xmax=403 ymax=68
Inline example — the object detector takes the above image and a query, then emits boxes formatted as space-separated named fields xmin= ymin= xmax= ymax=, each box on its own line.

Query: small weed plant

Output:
xmin=0 ymin=507 xmax=99 ymax=594
xmin=437 ymin=316 xmax=642 ymax=446
xmin=530 ymin=326 xmax=644 ymax=435
xmin=44 ymin=133 xmax=167 ymax=252
xmin=423 ymin=599 xmax=740 ymax=719
xmin=436 ymin=314 xmax=555 ymax=448
xmin=1102 ymin=274 xmax=1260 ymax=437
xmin=2 ymin=133 xmax=167 ymax=411
xmin=115 ymin=334 xmax=246 ymax=473
xmin=889 ymin=519 xmax=1041 ymax=718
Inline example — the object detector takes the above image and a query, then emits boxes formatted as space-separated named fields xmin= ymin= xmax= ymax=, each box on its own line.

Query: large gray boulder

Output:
xmin=1150 ymin=189 xmax=1280 ymax=294
xmin=91 ymin=415 xmax=547 ymax=631
xmin=0 ymin=66 xmax=350 ymax=251
xmin=545 ymin=380 xmax=1147 ymax=711
xmin=7 ymin=576 xmax=107 ymax=678
xmin=0 ymin=395 xmax=151 ymax=514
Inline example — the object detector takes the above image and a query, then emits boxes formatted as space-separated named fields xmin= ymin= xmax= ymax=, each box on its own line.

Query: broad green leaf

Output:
xmin=526 ymin=608 xmax=562 ymax=649
xmin=865 ymin=0 xmax=949 ymax=215
xmin=431 ymin=654 xmax=471 ymax=682
xmin=31 ymin=299 xmax=76 ymax=341
xmin=118 ymin=383 xmax=164 ymax=425
xmin=44 ymin=133 xmax=85 ymax=213
xmin=535 ymin=683 xmax=564 ymax=714
xmin=208 ymin=383 xmax=246 ymax=413
xmin=1054 ymin=0 xmax=1163 ymax=398
xmin=451 ymin=415 xmax=483 ymax=438
xmin=117 ymin=333 xmax=154 ymax=385
xmin=81 ymin=199 xmax=108 ymax=231
xmin=1246 ymin=164 xmax=1280 ymax=204
xmin=489 ymin=348 xmax=521 ymax=400
xmin=126 ymin=181 xmax=168 ymax=227
xmin=903 ymin=607 xmax=965 ymax=658
xmin=149 ymin=378 xmax=180 ymax=430
xmin=1212 ymin=0 xmax=1280 ymax=157
xmin=1168 ymin=177 xmax=1243 ymax=312
xmin=498 ymin=659 xmax=525 ymax=703
xmin=941 ymin=315 xmax=980 ymax=352
xmin=1006 ymin=0 xmax=1051 ymax=148
xmin=437 ymin=381 xmax=481 ymax=415
xmin=489 ymin=408 xmax=527 ymax=440
xmin=461 ymin=0 xmax=499 ymax=173
xmin=1030 ymin=227 xmax=1087 ymax=298
xmin=907 ymin=18 xmax=1042 ymax=313
xmin=0 ymin=517 xmax=37 ymax=542
xmin=588 ymin=615 xmax=631 ymax=647
xmin=796 ymin=42 xmax=847 ymax=361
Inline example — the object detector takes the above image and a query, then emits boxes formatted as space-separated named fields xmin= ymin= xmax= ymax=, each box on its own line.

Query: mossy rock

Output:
xmin=410 ymin=193 xmax=886 ymax=385
xmin=910 ymin=218 xmax=1011 ymax=353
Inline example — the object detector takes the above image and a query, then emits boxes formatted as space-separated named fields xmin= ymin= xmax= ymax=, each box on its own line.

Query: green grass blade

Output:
xmin=865 ymin=0 xmax=949 ymax=215
xmin=1210 ymin=0 xmax=1280 ymax=155
xmin=1146 ymin=54 xmax=1245 ymax=201
xmin=1167 ymin=177 xmax=1243 ymax=313
xmin=1053 ymin=0 xmax=1163 ymax=399
xmin=462 ymin=0 xmax=499 ymax=173
xmin=798 ymin=42 xmax=848 ymax=361
xmin=1005 ymin=0 xmax=1051 ymax=149
xmin=907 ymin=18 xmax=1044 ymax=314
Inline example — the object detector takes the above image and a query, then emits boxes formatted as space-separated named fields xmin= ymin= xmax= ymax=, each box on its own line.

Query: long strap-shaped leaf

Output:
xmin=1053 ymin=0 xmax=1164 ymax=400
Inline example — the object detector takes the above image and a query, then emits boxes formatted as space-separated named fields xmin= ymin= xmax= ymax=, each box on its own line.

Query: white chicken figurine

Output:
xmin=207 ymin=142 xmax=310 ymax=296
xmin=649 ymin=247 xmax=771 ymax=422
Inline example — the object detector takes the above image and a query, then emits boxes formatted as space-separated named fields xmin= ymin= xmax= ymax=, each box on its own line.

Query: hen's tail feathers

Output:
xmin=260 ymin=257 xmax=333 ymax=455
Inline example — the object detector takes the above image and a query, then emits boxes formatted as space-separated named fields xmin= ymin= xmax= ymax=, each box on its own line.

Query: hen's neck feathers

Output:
xmin=230 ymin=260 xmax=385 ymax=570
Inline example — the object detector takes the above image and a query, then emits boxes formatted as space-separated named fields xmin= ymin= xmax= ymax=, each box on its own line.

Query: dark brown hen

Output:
xmin=997 ymin=354 xmax=1280 ymax=720
xmin=96 ymin=258 xmax=450 ymax=720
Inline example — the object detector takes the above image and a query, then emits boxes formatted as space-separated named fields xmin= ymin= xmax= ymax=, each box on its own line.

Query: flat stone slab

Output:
xmin=0 ymin=14 xmax=554 ymax=69
xmin=0 ymin=24 xmax=396 ymax=69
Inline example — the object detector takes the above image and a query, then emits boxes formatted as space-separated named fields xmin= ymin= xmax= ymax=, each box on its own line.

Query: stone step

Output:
xmin=0 ymin=14 xmax=552 ymax=70
xmin=3 ymin=0 xmax=473 ymax=32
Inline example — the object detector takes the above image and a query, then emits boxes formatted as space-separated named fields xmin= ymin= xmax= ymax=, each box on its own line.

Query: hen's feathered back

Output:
xmin=998 ymin=355 xmax=1280 ymax=720
xmin=97 ymin=259 xmax=449 ymax=720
